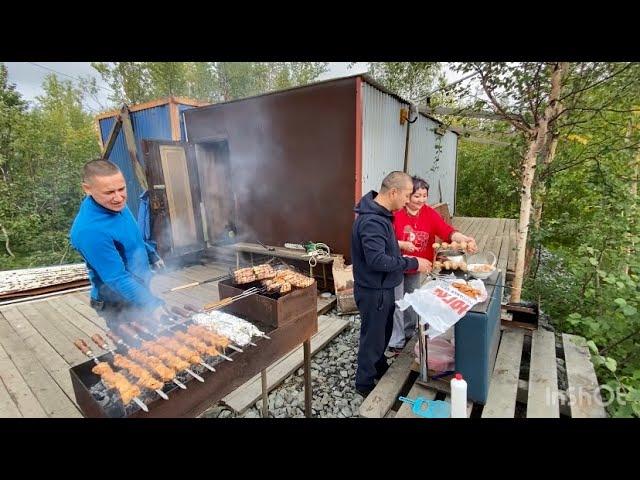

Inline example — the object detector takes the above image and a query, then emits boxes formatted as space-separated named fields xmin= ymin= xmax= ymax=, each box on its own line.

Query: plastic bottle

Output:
xmin=450 ymin=373 xmax=468 ymax=418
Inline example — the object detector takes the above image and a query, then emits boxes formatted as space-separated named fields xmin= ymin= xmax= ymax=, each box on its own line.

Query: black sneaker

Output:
xmin=355 ymin=386 xmax=374 ymax=398
xmin=385 ymin=347 xmax=403 ymax=358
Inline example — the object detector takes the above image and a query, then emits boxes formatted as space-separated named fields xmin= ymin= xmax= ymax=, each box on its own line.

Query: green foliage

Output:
xmin=455 ymin=139 xmax=521 ymax=218
xmin=362 ymin=62 xmax=443 ymax=103
xmin=0 ymin=67 xmax=98 ymax=269
xmin=91 ymin=62 xmax=329 ymax=105
xmin=451 ymin=62 xmax=640 ymax=416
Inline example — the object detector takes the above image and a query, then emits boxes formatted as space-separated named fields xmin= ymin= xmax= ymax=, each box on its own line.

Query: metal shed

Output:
xmin=177 ymin=75 xmax=458 ymax=260
xmin=95 ymin=97 xmax=207 ymax=215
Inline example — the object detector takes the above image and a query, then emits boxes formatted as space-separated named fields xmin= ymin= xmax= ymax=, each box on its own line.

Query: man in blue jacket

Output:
xmin=70 ymin=159 xmax=166 ymax=332
xmin=352 ymin=171 xmax=431 ymax=396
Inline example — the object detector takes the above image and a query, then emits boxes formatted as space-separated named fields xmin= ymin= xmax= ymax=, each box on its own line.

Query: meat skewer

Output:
xmin=73 ymin=339 xmax=149 ymax=412
xmin=129 ymin=322 xmax=215 ymax=373
xmin=89 ymin=334 xmax=169 ymax=400
xmin=173 ymin=330 xmax=233 ymax=362
xmin=123 ymin=323 xmax=206 ymax=381
xmin=106 ymin=331 xmax=187 ymax=390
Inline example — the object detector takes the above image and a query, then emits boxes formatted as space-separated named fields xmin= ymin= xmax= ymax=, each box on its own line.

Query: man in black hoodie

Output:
xmin=352 ymin=171 xmax=431 ymax=396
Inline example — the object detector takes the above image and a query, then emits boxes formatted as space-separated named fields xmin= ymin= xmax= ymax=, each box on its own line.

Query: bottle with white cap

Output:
xmin=450 ymin=373 xmax=468 ymax=418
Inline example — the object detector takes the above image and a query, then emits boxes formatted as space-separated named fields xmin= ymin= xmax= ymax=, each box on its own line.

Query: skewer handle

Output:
xmin=171 ymin=306 xmax=190 ymax=318
xmin=105 ymin=330 xmax=122 ymax=344
xmin=130 ymin=321 xmax=153 ymax=336
xmin=183 ymin=303 xmax=200 ymax=313
xmin=91 ymin=334 xmax=108 ymax=349
xmin=170 ymin=282 xmax=199 ymax=292
xmin=73 ymin=339 xmax=92 ymax=356
xmin=119 ymin=323 xmax=139 ymax=339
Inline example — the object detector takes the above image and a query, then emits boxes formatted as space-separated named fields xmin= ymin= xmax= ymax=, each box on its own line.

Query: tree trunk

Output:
xmin=511 ymin=131 xmax=546 ymax=303
xmin=512 ymin=62 xmax=566 ymax=303
xmin=526 ymin=133 xmax=559 ymax=272
xmin=1 ymin=223 xmax=14 ymax=257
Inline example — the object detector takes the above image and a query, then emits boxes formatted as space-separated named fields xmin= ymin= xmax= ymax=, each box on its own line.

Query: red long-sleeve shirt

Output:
xmin=393 ymin=205 xmax=456 ymax=273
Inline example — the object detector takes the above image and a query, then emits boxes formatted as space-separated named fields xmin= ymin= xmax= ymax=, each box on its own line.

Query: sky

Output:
xmin=4 ymin=62 xmax=370 ymax=114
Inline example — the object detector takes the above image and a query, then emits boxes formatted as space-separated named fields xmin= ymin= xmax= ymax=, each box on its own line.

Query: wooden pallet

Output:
xmin=359 ymin=326 xmax=608 ymax=418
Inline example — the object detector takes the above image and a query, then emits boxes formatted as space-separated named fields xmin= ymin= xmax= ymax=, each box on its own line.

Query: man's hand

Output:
xmin=415 ymin=257 xmax=432 ymax=273
xmin=399 ymin=240 xmax=417 ymax=253
xmin=153 ymin=257 xmax=166 ymax=271
xmin=451 ymin=232 xmax=478 ymax=253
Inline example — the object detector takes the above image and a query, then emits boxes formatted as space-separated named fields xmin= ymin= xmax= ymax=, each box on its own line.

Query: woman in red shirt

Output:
xmin=388 ymin=176 xmax=477 ymax=354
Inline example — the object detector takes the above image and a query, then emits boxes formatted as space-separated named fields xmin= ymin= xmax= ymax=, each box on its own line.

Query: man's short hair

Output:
xmin=379 ymin=171 xmax=412 ymax=193
xmin=82 ymin=159 xmax=121 ymax=184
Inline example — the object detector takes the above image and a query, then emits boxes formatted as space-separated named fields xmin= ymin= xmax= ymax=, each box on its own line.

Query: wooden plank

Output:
xmin=482 ymin=329 xmax=525 ymax=418
xmin=527 ymin=329 xmax=559 ymax=418
xmin=395 ymin=383 xmax=437 ymax=418
xmin=359 ymin=337 xmax=418 ymax=418
xmin=562 ymin=333 xmax=607 ymax=418
xmin=452 ymin=217 xmax=472 ymax=232
xmin=16 ymin=303 xmax=87 ymax=366
xmin=517 ymin=379 xmax=572 ymax=417
xmin=0 ymin=309 xmax=81 ymax=417
xmin=0 ymin=373 xmax=22 ymax=417
xmin=0 ymin=342 xmax=47 ymax=417
xmin=317 ymin=296 xmax=336 ymax=316
xmin=54 ymin=295 xmax=106 ymax=330
xmin=221 ymin=315 xmax=348 ymax=413
xmin=45 ymin=299 xmax=106 ymax=341
xmin=507 ymin=219 xmax=517 ymax=273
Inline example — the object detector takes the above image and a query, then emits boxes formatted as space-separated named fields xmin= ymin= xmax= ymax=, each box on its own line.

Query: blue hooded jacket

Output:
xmin=351 ymin=191 xmax=419 ymax=290
xmin=70 ymin=196 xmax=163 ymax=310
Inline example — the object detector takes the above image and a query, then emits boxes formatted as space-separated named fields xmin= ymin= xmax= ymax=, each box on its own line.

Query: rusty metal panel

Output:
xmin=184 ymin=77 xmax=357 ymax=259
xmin=361 ymin=81 xmax=408 ymax=195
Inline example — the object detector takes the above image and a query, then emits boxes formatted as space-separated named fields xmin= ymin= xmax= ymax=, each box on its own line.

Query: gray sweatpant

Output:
xmin=388 ymin=273 xmax=422 ymax=349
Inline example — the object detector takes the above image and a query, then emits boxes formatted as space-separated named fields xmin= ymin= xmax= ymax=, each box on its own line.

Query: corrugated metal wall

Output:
xmin=361 ymin=82 xmax=409 ymax=194
xmin=407 ymin=114 xmax=457 ymax=215
xmin=98 ymin=102 xmax=199 ymax=216
xmin=361 ymin=81 xmax=458 ymax=215
xmin=99 ymin=115 xmax=146 ymax=216
xmin=439 ymin=131 xmax=458 ymax=215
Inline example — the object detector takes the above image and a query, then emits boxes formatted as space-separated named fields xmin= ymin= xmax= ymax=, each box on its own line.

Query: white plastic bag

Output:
xmin=396 ymin=279 xmax=486 ymax=338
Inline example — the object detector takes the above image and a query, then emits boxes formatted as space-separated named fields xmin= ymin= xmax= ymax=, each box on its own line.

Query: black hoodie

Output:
xmin=351 ymin=191 xmax=419 ymax=290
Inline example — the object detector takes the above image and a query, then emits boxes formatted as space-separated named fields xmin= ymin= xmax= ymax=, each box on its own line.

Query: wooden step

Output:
xmin=359 ymin=337 xmax=417 ymax=418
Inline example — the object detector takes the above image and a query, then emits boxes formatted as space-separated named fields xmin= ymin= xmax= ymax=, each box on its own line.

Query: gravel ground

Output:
xmin=201 ymin=311 xmax=378 ymax=418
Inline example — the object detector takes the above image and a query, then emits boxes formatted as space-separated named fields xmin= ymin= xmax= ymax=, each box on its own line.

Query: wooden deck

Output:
xmin=359 ymin=326 xmax=608 ymax=418
xmin=451 ymin=216 xmax=517 ymax=279
xmin=0 ymin=260 xmax=336 ymax=418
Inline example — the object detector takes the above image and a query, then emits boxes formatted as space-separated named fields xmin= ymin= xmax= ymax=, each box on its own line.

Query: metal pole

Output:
xmin=303 ymin=339 xmax=312 ymax=417
xmin=418 ymin=319 xmax=429 ymax=383
xmin=261 ymin=369 xmax=268 ymax=418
